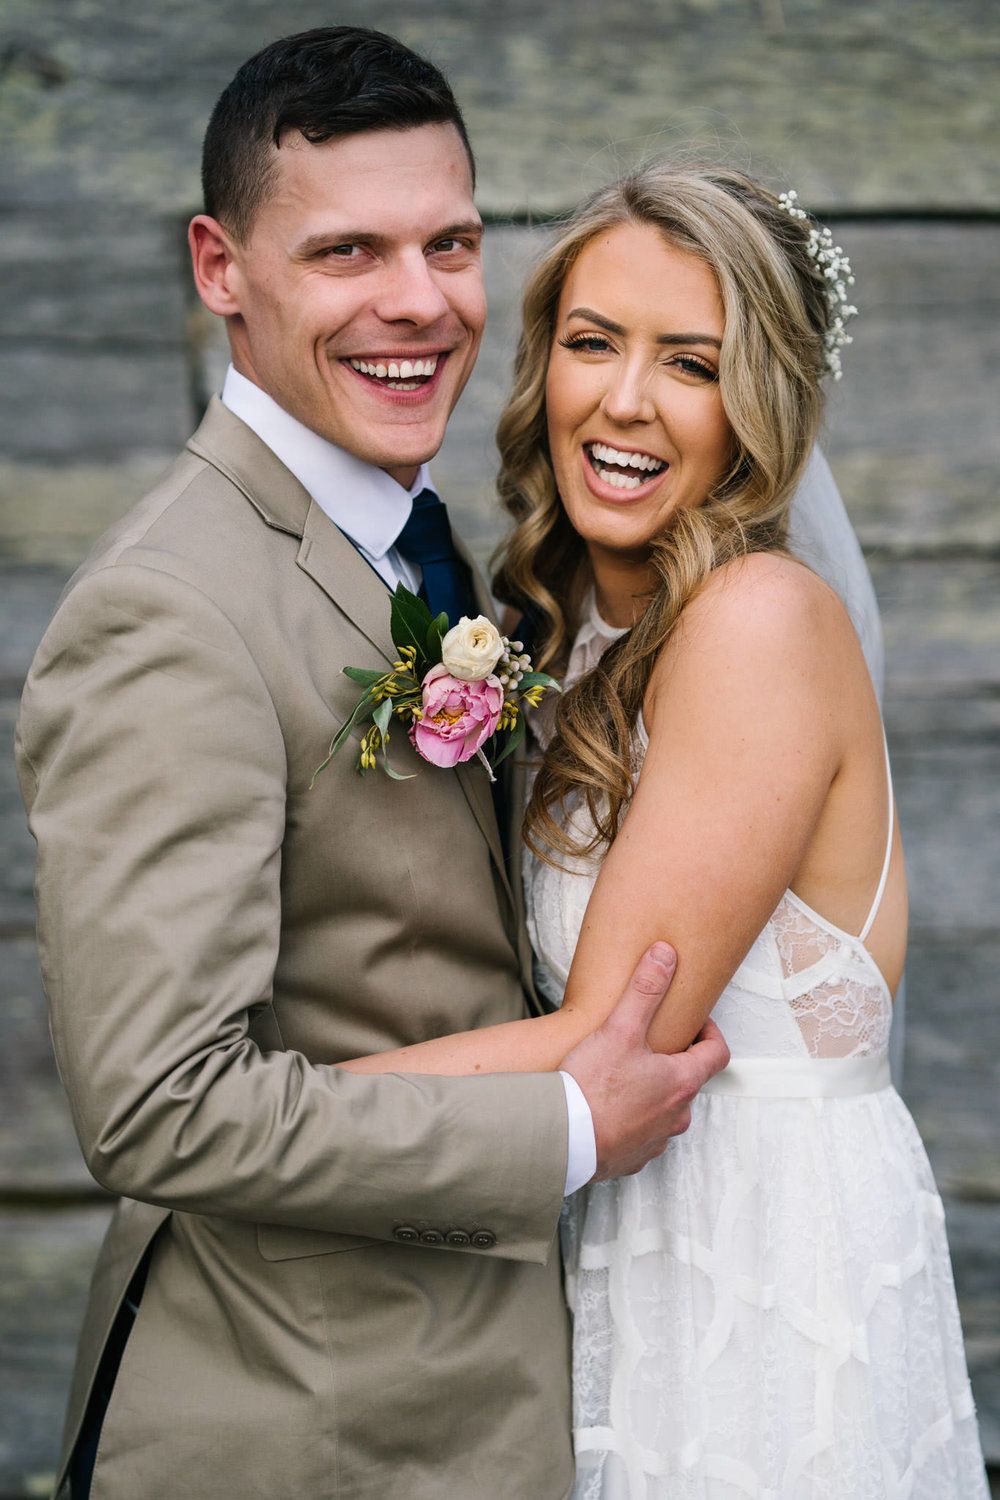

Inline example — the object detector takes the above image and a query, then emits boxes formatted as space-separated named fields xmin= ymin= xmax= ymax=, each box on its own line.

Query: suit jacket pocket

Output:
xmin=256 ymin=1223 xmax=382 ymax=1261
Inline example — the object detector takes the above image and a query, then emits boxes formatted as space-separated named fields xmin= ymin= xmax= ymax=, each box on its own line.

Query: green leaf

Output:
xmin=389 ymin=586 xmax=437 ymax=664
xmin=382 ymin=759 xmax=417 ymax=781
xmin=489 ymin=711 xmax=527 ymax=771
xmin=425 ymin=614 xmax=447 ymax=660
xmin=371 ymin=695 xmax=419 ymax=779
xmin=309 ymin=691 xmax=377 ymax=787
xmin=372 ymin=697 xmax=394 ymax=740
xmin=518 ymin=671 xmax=561 ymax=692
xmin=343 ymin=666 xmax=388 ymax=687
xmin=391 ymin=581 xmax=428 ymax=615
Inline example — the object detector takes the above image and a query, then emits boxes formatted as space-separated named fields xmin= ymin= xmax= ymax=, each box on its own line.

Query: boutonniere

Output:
xmin=313 ymin=585 xmax=559 ymax=783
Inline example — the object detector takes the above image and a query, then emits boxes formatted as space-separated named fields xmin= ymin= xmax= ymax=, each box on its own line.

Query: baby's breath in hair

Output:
xmin=777 ymin=191 xmax=857 ymax=380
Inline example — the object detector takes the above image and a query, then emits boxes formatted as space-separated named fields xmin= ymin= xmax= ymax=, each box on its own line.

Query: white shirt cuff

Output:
xmin=560 ymin=1071 xmax=597 ymax=1195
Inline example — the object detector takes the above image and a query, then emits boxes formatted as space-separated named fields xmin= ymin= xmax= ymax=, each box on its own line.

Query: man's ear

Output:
xmin=189 ymin=215 xmax=242 ymax=317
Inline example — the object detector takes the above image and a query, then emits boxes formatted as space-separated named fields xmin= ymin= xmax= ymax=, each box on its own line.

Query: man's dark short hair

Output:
xmin=202 ymin=27 xmax=476 ymax=243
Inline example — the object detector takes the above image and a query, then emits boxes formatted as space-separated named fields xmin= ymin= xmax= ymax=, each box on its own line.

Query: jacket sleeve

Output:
xmin=16 ymin=561 xmax=567 ymax=1263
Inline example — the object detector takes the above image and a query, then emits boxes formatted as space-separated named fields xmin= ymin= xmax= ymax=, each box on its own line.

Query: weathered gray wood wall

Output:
xmin=1 ymin=1 xmax=998 ymax=1493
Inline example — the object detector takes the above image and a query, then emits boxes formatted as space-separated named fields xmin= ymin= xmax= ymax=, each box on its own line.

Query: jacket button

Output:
xmin=419 ymin=1228 xmax=444 ymax=1245
xmin=445 ymin=1229 xmax=471 ymax=1247
xmin=393 ymin=1224 xmax=420 ymax=1243
xmin=470 ymin=1229 xmax=497 ymax=1249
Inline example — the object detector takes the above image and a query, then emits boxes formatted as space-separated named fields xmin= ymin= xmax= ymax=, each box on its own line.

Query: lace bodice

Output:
xmin=524 ymin=593 xmax=894 ymax=1062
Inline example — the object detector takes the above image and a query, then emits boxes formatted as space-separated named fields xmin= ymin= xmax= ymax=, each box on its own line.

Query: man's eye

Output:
xmin=431 ymin=238 xmax=461 ymax=253
xmin=326 ymin=244 xmax=360 ymax=258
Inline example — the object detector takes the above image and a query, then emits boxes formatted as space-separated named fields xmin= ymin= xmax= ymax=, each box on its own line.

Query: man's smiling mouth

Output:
xmin=587 ymin=441 xmax=667 ymax=491
xmin=348 ymin=355 xmax=440 ymax=392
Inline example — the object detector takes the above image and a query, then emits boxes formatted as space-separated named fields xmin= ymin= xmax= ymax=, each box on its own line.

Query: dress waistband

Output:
xmin=701 ymin=1054 xmax=891 ymax=1099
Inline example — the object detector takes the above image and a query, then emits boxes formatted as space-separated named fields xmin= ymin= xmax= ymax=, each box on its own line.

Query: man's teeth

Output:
xmin=589 ymin=441 xmax=666 ymax=489
xmin=349 ymin=356 xmax=438 ymax=389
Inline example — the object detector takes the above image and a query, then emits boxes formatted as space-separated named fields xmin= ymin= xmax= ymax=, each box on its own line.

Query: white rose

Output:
xmin=440 ymin=615 xmax=505 ymax=681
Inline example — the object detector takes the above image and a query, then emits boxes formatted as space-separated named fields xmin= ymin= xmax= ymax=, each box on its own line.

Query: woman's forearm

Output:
xmin=337 ymin=1005 xmax=589 ymax=1076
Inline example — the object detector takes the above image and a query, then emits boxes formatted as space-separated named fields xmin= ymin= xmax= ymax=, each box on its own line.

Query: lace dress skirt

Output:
xmin=561 ymin=1078 xmax=987 ymax=1499
xmin=529 ymin=865 xmax=990 ymax=1498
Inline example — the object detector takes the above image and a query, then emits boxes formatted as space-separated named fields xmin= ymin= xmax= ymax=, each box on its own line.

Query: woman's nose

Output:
xmin=600 ymin=362 xmax=655 ymax=425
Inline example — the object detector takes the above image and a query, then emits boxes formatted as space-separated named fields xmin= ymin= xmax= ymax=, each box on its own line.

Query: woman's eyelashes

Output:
xmin=672 ymin=354 xmax=719 ymax=381
xmin=558 ymin=332 xmax=613 ymax=354
xmin=557 ymin=332 xmax=718 ymax=381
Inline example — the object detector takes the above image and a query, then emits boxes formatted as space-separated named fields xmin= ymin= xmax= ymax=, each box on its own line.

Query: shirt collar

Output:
xmin=220 ymin=365 xmax=433 ymax=559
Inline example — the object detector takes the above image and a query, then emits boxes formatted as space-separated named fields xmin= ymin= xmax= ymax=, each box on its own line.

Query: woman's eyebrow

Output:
xmin=657 ymin=332 xmax=722 ymax=349
xmin=565 ymin=307 xmax=721 ymax=349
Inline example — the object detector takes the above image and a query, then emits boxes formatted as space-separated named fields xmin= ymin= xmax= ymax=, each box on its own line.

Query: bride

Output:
xmin=343 ymin=163 xmax=988 ymax=1496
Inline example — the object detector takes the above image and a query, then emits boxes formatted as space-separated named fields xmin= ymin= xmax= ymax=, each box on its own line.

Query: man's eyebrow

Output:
xmin=429 ymin=220 xmax=484 ymax=242
xmin=295 ymin=221 xmax=484 ymax=258
xmin=565 ymin=306 xmax=722 ymax=350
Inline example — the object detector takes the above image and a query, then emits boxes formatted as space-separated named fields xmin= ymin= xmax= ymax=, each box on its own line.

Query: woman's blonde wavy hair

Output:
xmin=491 ymin=162 xmax=835 ymax=860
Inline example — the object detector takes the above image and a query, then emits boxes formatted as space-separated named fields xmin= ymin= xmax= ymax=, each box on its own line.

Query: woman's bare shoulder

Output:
xmin=677 ymin=551 xmax=856 ymax=664
xmin=696 ymin=549 xmax=845 ymax=625
xmin=648 ymin=550 xmax=863 ymax=726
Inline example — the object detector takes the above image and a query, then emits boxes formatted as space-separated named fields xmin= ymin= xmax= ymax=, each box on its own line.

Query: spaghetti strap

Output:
xmin=859 ymin=733 xmax=894 ymax=942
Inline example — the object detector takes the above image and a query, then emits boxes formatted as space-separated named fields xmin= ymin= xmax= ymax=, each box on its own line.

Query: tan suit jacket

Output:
xmin=16 ymin=400 xmax=573 ymax=1499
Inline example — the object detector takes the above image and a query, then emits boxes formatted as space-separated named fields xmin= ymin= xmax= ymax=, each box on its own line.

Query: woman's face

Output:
xmin=545 ymin=221 xmax=733 ymax=568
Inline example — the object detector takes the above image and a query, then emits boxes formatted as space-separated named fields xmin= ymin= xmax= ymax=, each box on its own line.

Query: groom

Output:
xmin=16 ymin=27 xmax=730 ymax=1500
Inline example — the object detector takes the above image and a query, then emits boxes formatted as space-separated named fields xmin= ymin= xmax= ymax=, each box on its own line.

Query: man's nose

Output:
xmin=374 ymin=250 xmax=451 ymax=325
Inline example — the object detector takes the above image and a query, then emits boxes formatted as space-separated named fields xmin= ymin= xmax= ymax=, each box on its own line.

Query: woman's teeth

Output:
xmin=349 ymin=356 xmax=439 ymax=390
xmin=588 ymin=441 xmax=666 ymax=490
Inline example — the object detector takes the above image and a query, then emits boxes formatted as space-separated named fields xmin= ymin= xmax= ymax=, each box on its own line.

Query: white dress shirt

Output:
xmin=220 ymin=366 xmax=597 ymax=1194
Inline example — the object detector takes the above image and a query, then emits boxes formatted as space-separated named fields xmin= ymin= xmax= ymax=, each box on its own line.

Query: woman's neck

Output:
xmin=589 ymin=549 xmax=657 ymax=629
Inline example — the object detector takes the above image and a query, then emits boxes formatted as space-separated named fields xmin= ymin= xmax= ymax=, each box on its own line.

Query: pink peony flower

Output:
xmin=411 ymin=663 xmax=503 ymax=768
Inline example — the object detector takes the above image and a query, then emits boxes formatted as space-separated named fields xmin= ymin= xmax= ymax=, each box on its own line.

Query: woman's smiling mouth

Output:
xmin=586 ymin=441 xmax=668 ymax=491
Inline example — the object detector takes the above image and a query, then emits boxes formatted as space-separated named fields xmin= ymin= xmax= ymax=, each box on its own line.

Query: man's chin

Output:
xmin=366 ymin=428 xmax=451 ymax=484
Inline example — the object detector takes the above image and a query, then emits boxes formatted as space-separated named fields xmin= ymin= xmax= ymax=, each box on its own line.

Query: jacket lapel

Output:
xmin=187 ymin=399 xmax=396 ymax=665
xmin=187 ymin=399 xmax=512 ymax=895
xmin=296 ymin=502 xmax=396 ymax=666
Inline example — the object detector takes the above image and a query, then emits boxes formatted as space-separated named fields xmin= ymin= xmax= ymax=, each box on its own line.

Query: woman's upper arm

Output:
xmin=559 ymin=556 xmax=847 ymax=1054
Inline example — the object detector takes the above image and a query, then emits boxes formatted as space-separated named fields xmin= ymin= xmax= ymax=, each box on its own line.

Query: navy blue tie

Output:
xmin=395 ymin=489 xmax=476 ymax=625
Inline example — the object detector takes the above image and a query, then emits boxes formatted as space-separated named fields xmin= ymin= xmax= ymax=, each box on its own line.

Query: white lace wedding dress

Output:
xmin=525 ymin=596 xmax=989 ymax=1500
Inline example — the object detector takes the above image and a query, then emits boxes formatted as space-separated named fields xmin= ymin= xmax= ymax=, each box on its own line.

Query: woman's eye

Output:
xmin=672 ymin=354 xmax=718 ymax=381
xmin=559 ymin=333 xmax=612 ymax=354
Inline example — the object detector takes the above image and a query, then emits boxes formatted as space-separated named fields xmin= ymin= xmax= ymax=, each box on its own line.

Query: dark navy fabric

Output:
xmin=395 ymin=488 xmax=476 ymax=626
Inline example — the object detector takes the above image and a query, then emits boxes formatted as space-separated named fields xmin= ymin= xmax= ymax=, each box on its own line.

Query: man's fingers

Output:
xmin=602 ymin=942 xmax=677 ymax=1043
xmin=695 ymin=1017 xmax=726 ymax=1046
xmin=683 ymin=1016 xmax=731 ymax=1086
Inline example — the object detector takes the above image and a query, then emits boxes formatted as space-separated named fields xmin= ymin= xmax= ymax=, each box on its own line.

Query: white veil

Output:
xmin=787 ymin=447 xmax=884 ymax=701
xmin=787 ymin=447 xmax=904 ymax=1085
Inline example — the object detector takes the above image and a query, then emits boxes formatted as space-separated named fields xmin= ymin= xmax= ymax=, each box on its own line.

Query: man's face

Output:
xmin=222 ymin=123 xmax=485 ymax=487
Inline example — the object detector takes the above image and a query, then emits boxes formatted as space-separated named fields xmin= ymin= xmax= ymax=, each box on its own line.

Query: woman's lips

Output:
xmin=585 ymin=441 xmax=668 ymax=495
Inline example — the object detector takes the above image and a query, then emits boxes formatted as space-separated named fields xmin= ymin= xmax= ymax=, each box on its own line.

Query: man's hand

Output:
xmin=561 ymin=943 xmax=729 ymax=1182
